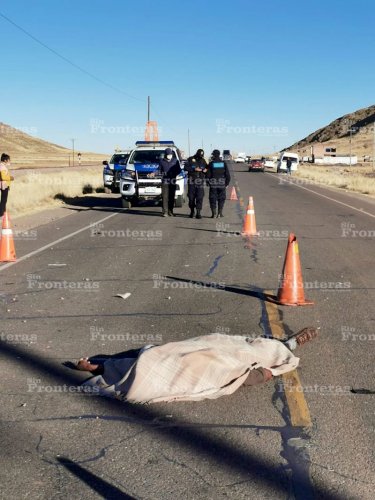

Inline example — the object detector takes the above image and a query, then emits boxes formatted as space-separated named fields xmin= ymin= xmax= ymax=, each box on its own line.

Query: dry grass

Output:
xmin=295 ymin=164 xmax=375 ymax=196
xmin=8 ymin=168 xmax=103 ymax=217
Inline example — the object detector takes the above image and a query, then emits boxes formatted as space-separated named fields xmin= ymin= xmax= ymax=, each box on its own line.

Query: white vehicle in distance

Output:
xmin=119 ymin=141 xmax=186 ymax=209
xmin=234 ymin=153 xmax=246 ymax=163
xmin=264 ymin=158 xmax=277 ymax=169
xmin=277 ymin=152 xmax=299 ymax=173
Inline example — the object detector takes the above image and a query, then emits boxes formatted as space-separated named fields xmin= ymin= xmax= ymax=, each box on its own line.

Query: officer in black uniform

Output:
xmin=207 ymin=150 xmax=231 ymax=218
xmin=158 ymin=148 xmax=181 ymax=216
xmin=185 ymin=149 xmax=207 ymax=219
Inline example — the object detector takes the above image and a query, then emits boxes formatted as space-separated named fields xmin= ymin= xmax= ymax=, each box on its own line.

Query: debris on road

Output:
xmin=115 ymin=293 xmax=131 ymax=300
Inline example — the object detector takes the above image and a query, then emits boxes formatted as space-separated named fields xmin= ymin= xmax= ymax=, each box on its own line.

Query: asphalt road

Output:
xmin=0 ymin=163 xmax=374 ymax=499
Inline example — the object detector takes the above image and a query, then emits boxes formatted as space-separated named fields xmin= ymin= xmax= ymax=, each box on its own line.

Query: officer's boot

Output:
xmin=211 ymin=209 xmax=216 ymax=218
xmin=196 ymin=209 xmax=202 ymax=219
xmin=189 ymin=209 xmax=195 ymax=218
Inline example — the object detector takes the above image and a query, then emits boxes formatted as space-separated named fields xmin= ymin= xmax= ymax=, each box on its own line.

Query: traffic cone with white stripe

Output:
xmin=241 ymin=196 xmax=258 ymax=236
xmin=229 ymin=186 xmax=238 ymax=201
xmin=0 ymin=212 xmax=16 ymax=262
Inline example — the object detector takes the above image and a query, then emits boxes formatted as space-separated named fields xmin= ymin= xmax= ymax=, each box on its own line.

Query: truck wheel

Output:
xmin=111 ymin=186 xmax=119 ymax=193
xmin=175 ymin=195 xmax=183 ymax=208
xmin=121 ymin=198 xmax=131 ymax=209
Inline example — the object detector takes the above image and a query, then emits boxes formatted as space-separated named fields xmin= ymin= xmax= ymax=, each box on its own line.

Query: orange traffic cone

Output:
xmin=241 ymin=196 xmax=258 ymax=236
xmin=276 ymin=233 xmax=313 ymax=306
xmin=229 ymin=186 xmax=238 ymax=201
xmin=0 ymin=212 xmax=16 ymax=262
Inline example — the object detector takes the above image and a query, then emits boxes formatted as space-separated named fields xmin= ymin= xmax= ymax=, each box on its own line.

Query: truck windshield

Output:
xmin=110 ymin=154 xmax=130 ymax=165
xmin=129 ymin=150 xmax=177 ymax=164
xmin=284 ymin=157 xmax=297 ymax=163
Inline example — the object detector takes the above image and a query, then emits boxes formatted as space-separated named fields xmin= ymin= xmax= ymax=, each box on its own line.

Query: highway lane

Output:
xmin=0 ymin=165 xmax=374 ymax=499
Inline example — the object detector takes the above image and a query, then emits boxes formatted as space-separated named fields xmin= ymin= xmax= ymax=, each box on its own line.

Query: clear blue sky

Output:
xmin=0 ymin=0 xmax=374 ymax=156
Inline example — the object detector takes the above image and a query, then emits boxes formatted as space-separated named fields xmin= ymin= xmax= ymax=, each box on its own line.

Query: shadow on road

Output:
xmin=164 ymin=276 xmax=277 ymax=304
xmin=56 ymin=194 xmax=190 ymax=218
xmin=176 ymin=226 xmax=242 ymax=236
xmin=57 ymin=456 xmax=135 ymax=499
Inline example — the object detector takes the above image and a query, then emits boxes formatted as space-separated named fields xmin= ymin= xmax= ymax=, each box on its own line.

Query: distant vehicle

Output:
xmin=103 ymin=150 xmax=132 ymax=192
xmin=264 ymin=158 xmax=276 ymax=169
xmin=277 ymin=152 xmax=299 ymax=173
xmin=234 ymin=157 xmax=246 ymax=163
xmin=248 ymin=158 xmax=265 ymax=172
xmin=119 ymin=141 xmax=186 ymax=209
xmin=223 ymin=149 xmax=232 ymax=160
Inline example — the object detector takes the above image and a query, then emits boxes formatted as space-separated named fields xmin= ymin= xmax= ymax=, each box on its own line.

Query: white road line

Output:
xmin=266 ymin=173 xmax=375 ymax=219
xmin=0 ymin=212 xmax=119 ymax=273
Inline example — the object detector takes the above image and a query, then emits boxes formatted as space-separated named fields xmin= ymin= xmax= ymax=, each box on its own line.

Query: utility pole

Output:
xmin=187 ymin=129 xmax=191 ymax=157
xmin=71 ymin=139 xmax=75 ymax=167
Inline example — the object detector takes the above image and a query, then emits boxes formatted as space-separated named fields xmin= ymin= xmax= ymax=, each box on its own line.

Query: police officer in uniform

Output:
xmin=185 ymin=149 xmax=207 ymax=219
xmin=158 ymin=148 xmax=181 ymax=216
xmin=207 ymin=150 xmax=231 ymax=218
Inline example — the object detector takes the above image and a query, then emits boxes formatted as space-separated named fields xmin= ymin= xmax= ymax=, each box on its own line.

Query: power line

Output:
xmin=0 ymin=11 xmax=145 ymax=103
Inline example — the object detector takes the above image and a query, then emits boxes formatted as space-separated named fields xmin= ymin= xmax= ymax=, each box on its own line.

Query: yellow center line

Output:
xmin=264 ymin=291 xmax=312 ymax=427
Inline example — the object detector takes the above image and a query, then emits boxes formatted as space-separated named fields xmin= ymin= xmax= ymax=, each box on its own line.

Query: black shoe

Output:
xmin=217 ymin=211 xmax=224 ymax=218
xmin=211 ymin=211 xmax=216 ymax=218
xmin=189 ymin=210 xmax=195 ymax=218
xmin=168 ymin=211 xmax=176 ymax=217
xmin=196 ymin=210 xmax=202 ymax=219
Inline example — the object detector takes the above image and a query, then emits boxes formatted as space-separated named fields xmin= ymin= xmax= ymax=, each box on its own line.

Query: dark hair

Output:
xmin=1 ymin=153 xmax=10 ymax=162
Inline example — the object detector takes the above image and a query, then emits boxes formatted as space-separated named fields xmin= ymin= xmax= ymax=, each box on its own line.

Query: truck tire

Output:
xmin=175 ymin=195 xmax=183 ymax=208
xmin=121 ymin=198 xmax=131 ymax=209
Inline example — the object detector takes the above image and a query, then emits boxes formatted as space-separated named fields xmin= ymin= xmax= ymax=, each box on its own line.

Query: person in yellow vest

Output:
xmin=0 ymin=154 xmax=13 ymax=217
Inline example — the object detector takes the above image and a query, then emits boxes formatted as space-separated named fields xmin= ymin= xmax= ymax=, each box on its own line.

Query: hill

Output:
xmin=284 ymin=104 xmax=375 ymax=161
xmin=0 ymin=122 xmax=106 ymax=167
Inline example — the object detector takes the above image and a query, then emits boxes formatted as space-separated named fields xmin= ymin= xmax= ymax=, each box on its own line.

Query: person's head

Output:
xmin=195 ymin=149 xmax=204 ymax=158
xmin=1 ymin=153 xmax=10 ymax=164
xmin=212 ymin=149 xmax=220 ymax=159
xmin=164 ymin=148 xmax=173 ymax=161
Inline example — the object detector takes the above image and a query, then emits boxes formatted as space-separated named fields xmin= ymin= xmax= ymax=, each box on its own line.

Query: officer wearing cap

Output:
xmin=207 ymin=150 xmax=231 ymax=218
xmin=158 ymin=148 xmax=181 ymax=216
xmin=185 ymin=149 xmax=207 ymax=219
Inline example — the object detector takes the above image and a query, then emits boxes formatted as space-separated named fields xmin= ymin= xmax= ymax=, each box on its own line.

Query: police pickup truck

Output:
xmin=119 ymin=141 xmax=186 ymax=208
xmin=103 ymin=150 xmax=132 ymax=193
